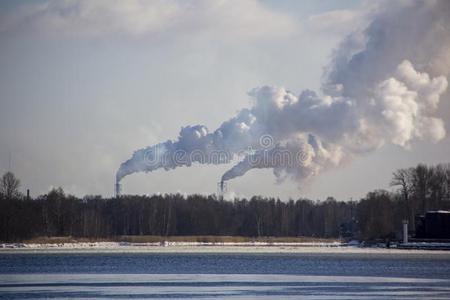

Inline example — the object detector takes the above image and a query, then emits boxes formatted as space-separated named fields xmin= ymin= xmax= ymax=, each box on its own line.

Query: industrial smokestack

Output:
xmin=217 ymin=181 xmax=227 ymax=196
xmin=115 ymin=181 xmax=121 ymax=198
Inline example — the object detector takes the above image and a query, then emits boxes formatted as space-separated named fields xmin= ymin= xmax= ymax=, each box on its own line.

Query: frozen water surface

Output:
xmin=1 ymin=252 xmax=450 ymax=299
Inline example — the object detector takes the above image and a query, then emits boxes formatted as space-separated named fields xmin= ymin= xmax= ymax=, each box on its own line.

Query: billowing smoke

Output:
xmin=117 ymin=1 xmax=449 ymax=187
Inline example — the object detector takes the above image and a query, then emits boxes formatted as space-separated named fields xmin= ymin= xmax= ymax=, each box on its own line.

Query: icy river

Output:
xmin=1 ymin=251 xmax=450 ymax=299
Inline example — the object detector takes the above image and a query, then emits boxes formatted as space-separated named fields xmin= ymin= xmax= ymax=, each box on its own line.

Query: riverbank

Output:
xmin=7 ymin=235 xmax=341 ymax=244
xmin=2 ymin=242 xmax=450 ymax=254
xmin=2 ymin=236 xmax=450 ymax=254
xmin=1 ymin=235 xmax=341 ymax=252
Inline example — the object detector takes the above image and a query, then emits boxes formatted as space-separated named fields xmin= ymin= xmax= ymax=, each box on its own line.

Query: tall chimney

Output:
xmin=217 ymin=181 xmax=227 ymax=197
xmin=115 ymin=182 xmax=121 ymax=197
xmin=26 ymin=189 xmax=30 ymax=201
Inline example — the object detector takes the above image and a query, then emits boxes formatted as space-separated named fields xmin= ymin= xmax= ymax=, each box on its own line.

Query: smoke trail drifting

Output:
xmin=117 ymin=1 xmax=449 ymax=186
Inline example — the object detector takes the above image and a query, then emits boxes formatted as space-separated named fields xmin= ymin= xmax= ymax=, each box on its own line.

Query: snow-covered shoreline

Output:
xmin=2 ymin=241 xmax=450 ymax=254
xmin=1 ymin=241 xmax=343 ymax=248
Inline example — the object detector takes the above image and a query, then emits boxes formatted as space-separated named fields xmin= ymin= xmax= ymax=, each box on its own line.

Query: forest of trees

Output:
xmin=1 ymin=163 xmax=450 ymax=242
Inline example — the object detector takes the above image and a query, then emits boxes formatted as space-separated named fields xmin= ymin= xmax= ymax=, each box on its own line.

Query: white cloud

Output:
xmin=375 ymin=61 xmax=447 ymax=147
xmin=306 ymin=8 xmax=368 ymax=36
xmin=0 ymin=0 xmax=296 ymax=39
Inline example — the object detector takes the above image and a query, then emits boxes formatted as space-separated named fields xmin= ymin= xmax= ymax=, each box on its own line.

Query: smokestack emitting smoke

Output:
xmin=117 ymin=1 xmax=450 ymax=188
xmin=115 ymin=182 xmax=121 ymax=197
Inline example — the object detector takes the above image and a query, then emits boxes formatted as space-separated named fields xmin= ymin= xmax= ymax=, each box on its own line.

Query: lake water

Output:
xmin=1 ymin=252 xmax=450 ymax=299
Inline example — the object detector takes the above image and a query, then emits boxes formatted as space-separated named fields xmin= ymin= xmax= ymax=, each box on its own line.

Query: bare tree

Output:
xmin=0 ymin=172 xmax=21 ymax=200
xmin=429 ymin=164 xmax=447 ymax=209
xmin=411 ymin=164 xmax=432 ymax=214
xmin=391 ymin=168 xmax=412 ymax=221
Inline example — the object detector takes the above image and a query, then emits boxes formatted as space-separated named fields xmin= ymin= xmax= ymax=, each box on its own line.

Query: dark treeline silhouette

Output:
xmin=1 ymin=163 xmax=450 ymax=242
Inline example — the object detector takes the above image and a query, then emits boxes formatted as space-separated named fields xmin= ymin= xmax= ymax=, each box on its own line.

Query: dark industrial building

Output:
xmin=415 ymin=211 xmax=450 ymax=239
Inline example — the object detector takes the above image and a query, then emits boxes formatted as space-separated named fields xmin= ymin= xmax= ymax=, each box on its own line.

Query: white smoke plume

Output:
xmin=117 ymin=0 xmax=449 ymax=186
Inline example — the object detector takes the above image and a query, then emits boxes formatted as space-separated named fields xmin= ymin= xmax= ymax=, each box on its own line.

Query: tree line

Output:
xmin=1 ymin=163 xmax=449 ymax=242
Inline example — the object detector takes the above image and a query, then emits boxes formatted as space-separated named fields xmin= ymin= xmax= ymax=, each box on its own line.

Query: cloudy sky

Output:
xmin=0 ymin=0 xmax=449 ymax=200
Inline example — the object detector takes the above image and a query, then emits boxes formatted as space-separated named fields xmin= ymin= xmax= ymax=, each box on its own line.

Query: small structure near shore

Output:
xmin=415 ymin=211 xmax=450 ymax=239
xmin=402 ymin=220 xmax=408 ymax=244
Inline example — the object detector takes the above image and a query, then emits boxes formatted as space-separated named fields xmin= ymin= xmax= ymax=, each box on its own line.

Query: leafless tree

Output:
xmin=390 ymin=168 xmax=413 ymax=221
xmin=0 ymin=172 xmax=21 ymax=200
